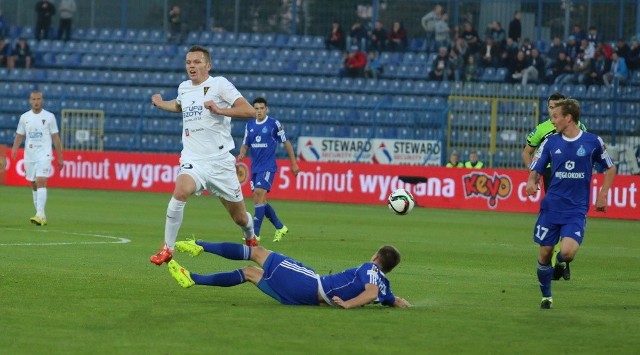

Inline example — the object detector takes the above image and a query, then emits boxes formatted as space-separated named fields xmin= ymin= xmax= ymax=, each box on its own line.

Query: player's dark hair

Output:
xmin=252 ymin=97 xmax=268 ymax=106
xmin=547 ymin=92 xmax=566 ymax=104
xmin=555 ymin=98 xmax=581 ymax=123
xmin=187 ymin=45 xmax=211 ymax=64
xmin=376 ymin=245 xmax=401 ymax=273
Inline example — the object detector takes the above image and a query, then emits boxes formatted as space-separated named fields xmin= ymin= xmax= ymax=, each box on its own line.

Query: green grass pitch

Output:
xmin=1 ymin=185 xmax=639 ymax=354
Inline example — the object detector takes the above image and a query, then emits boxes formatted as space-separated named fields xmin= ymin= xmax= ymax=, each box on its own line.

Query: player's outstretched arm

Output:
xmin=332 ymin=283 xmax=379 ymax=309
xmin=151 ymin=94 xmax=181 ymax=112
xmin=595 ymin=165 xmax=617 ymax=212
xmin=391 ymin=297 xmax=412 ymax=308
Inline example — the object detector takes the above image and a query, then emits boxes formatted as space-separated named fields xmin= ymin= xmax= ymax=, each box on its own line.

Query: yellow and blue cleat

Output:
xmin=273 ymin=225 xmax=289 ymax=242
xmin=168 ymin=260 xmax=195 ymax=288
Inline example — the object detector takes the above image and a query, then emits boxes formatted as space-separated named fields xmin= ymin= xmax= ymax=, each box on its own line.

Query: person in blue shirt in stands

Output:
xmin=167 ymin=238 xmax=412 ymax=308
xmin=526 ymin=98 xmax=616 ymax=309
xmin=237 ymin=97 xmax=299 ymax=242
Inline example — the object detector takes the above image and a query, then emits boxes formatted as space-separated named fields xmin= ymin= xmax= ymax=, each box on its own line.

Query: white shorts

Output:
xmin=24 ymin=160 xmax=53 ymax=182
xmin=179 ymin=153 xmax=244 ymax=202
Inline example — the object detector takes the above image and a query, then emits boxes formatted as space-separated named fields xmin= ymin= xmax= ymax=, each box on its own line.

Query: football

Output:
xmin=387 ymin=189 xmax=415 ymax=215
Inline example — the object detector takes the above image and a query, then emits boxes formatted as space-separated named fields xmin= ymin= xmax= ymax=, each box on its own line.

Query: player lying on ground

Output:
xmin=168 ymin=239 xmax=412 ymax=308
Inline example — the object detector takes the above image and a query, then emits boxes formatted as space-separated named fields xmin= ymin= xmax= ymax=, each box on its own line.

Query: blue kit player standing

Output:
xmin=526 ymin=98 xmax=616 ymax=309
xmin=167 ymin=238 xmax=412 ymax=308
xmin=237 ymin=97 xmax=300 ymax=242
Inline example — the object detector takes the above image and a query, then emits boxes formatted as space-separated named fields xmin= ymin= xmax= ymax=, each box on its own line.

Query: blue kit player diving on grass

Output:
xmin=237 ymin=97 xmax=299 ymax=242
xmin=526 ymin=98 xmax=616 ymax=309
xmin=167 ymin=239 xmax=412 ymax=309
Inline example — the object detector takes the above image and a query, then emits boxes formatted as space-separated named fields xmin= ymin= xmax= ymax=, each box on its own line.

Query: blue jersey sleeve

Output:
xmin=593 ymin=136 xmax=615 ymax=170
xmin=356 ymin=263 xmax=396 ymax=306
xmin=273 ymin=119 xmax=287 ymax=144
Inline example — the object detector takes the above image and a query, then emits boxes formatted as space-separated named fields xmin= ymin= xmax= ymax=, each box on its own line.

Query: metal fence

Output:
xmin=2 ymin=0 xmax=639 ymax=41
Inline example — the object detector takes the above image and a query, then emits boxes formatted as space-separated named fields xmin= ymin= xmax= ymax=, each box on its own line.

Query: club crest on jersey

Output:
xmin=576 ymin=145 xmax=586 ymax=157
xmin=42 ymin=119 xmax=46 ymax=125
xmin=203 ymin=87 xmax=210 ymax=95
xmin=262 ymin=126 xmax=268 ymax=134
xmin=565 ymin=161 xmax=575 ymax=170
xmin=184 ymin=128 xmax=190 ymax=136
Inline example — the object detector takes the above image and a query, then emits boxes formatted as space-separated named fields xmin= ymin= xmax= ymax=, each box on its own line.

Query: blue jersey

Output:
xmin=530 ymin=131 xmax=614 ymax=216
xmin=320 ymin=262 xmax=396 ymax=306
xmin=242 ymin=116 xmax=287 ymax=174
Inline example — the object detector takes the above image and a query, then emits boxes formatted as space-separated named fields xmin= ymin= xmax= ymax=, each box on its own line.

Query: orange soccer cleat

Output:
xmin=150 ymin=246 xmax=173 ymax=265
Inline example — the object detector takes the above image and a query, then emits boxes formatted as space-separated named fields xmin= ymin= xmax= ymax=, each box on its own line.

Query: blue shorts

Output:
xmin=250 ymin=171 xmax=275 ymax=192
xmin=256 ymin=252 xmax=320 ymax=306
xmin=532 ymin=211 xmax=586 ymax=247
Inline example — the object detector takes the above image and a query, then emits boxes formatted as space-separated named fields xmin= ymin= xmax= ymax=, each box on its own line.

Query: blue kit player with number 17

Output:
xmin=237 ymin=97 xmax=299 ymax=242
xmin=526 ymin=98 xmax=616 ymax=309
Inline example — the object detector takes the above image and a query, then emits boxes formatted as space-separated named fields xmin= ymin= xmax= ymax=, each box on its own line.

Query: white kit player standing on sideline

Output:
xmin=10 ymin=90 xmax=64 ymax=226
xmin=149 ymin=45 xmax=259 ymax=266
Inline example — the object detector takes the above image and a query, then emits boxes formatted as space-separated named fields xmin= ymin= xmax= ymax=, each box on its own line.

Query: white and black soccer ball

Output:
xmin=387 ymin=188 xmax=415 ymax=215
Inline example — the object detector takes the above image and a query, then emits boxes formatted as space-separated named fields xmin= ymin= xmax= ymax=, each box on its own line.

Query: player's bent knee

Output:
xmin=242 ymin=265 xmax=263 ymax=284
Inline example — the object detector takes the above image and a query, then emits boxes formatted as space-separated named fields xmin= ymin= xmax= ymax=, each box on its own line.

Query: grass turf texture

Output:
xmin=1 ymin=185 xmax=639 ymax=354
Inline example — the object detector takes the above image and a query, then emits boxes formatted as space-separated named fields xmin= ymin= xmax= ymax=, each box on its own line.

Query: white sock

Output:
xmin=164 ymin=197 xmax=186 ymax=250
xmin=242 ymin=211 xmax=255 ymax=239
xmin=32 ymin=190 xmax=38 ymax=213
xmin=36 ymin=188 xmax=47 ymax=218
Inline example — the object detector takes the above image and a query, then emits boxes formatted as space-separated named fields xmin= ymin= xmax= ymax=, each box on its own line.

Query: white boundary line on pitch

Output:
xmin=0 ymin=228 xmax=131 ymax=246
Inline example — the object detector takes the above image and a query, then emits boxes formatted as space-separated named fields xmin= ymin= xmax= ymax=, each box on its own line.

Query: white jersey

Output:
xmin=16 ymin=109 xmax=58 ymax=162
xmin=176 ymin=76 xmax=243 ymax=160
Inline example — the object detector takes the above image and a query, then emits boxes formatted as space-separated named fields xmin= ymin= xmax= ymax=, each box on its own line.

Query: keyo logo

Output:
xmin=463 ymin=172 xmax=512 ymax=208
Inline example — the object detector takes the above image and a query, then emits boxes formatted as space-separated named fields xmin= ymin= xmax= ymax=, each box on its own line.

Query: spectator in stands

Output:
xmin=509 ymin=50 xmax=530 ymax=83
xmin=339 ymin=45 xmax=367 ymax=78
xmin=463 ymin=53 xmax=477 ymax=82
xmin=453 ymin=37 xmax=468 ymax=61
xmin=325 ymin=20 xmax=346 ymax=51
xmin=546 ymin=37 xmax=566 ymax=66
xmin=429 ymin=46 xmax=451 ymax=81
xmin=0 ymin=9 xmax=9 ymax=39
xmin=369 ymin=21 xmax=387 ymax=52
xmin=603 ymin=51 xmax=629 ymax=86
xmin=565 ymin=36 xmax=580 ymax=60
xmin=421 ymin=4 xmax=442 ymax=50
xmin=447 ymin=47 xmax=463 ymax=82
xmin=570 ymin=24 xmax=586 ymax=43
xmin=461 ymin=22 xmax=480 ymax=58
xmin=35 ymin=0 xmax=56 ymax=41
xmin=615 ymin=39 xmax=630 ymax=61
xmin=571 ymin=51 xmax=593 ymax=85
xmin=434 ymin=13 xmax=450 ymax=51
xmin=12 ymin=38 xmax=32 ymax=69
xmin=387 ymin=21 xmax=408 ymax=52
xmin=596 ymin=41 xmax=613 ymax=60
xmin=586 ymin=26 xmax=601 ymax=49
xmin=365 ymin=51 xmax=383 ymax=79
xmin=479 ymin=37 xmax=501 ymax=68
xmin=464 ymin=150 xmax=484 ymax=169
xmin=0 ymin=37 xmax=13 ymax=69
xmin=627 ymin=39 xmax=640 ymax=71
xmin=579 ymin=38 xmax=595 ymax=60
xmin=508 ymin=11 xmax=521 ymax=43
xmin=57 ymin=0 xmax=76 ymax=41
xmin=520 ymin=48 xmax=546 ymax=85
xmin=349 ymin=20 xmax=368 ymax=48
xmin=168 ymin=5 xmax=187 ymax=44
xmin=486 ymin=21 xmax=506 ymax=50
xmin=588 ymin=51 xmax=610 ymax=86
xmin=520 ymin=38 xmax=534 ymax=56
xmin=501 ymin=37 xmax=519 ymax=68
xmin=549 ymin=51 xmax=573 ymax=84
xmin=445 ymin=151 xmax=463 ymax=167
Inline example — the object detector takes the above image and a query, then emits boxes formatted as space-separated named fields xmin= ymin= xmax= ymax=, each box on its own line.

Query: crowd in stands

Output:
xmin=325 ymin=5 xmax=640 ymax=87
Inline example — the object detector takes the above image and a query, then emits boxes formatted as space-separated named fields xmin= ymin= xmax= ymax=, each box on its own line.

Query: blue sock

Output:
xmin=537 ymin=262 xmax=553 ymax=298
xmin=264 ymin=203 xmax=283 ymax=229
xmin=254 ymin=204 xmax=266 ymax=237
xmin=191 ymin=270 xmax=245 ymax=286
xmin=195 ymin=241 xmax=251 ymax=260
